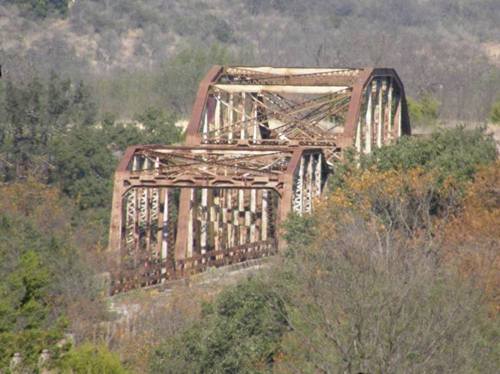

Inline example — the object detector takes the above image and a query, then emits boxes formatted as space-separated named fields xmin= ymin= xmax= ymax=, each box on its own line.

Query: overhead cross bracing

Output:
xmin=108 ymin=66 xmax=410 ymax=293
xmin=185 ymin=66 xmax=410 ymax=161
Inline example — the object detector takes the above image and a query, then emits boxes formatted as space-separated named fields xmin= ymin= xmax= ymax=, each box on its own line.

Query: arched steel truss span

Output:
xmin=108 ymin=66 xmax=410 ymax=293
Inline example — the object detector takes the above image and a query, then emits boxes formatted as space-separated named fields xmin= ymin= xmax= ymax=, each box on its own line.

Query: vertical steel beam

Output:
xmin=387 ymin=78 xmax=393 ymax=143
xmin=261 ymin=190 xmax=268 ymax=241
xmin=241 ymin=92 xmax=247 ymax=140
xmin=355 ymin=118 xmax=362 ymax=153
xmin=292 ymin=156 xmax=304 ymax=214
xmin=175 ymin=190 xmax=191 ymax=261
xmin=187 ymin=189 xmax=195 ymax=258
xmin=315 ymin=154 xmax=322 ymax=198
xmin=394 ymin=93 xmax=402 ymax=139
xmin=200 ymin=188 xmax=208 ymax=254
xmin=252 ymin=96 xmax=258 ymax=142
xmin=228 ymin=93 xmax=234 ymax=142
xmin=213 ymin=193 xmax=221 ymax=251
xmin=304 ymin=155 xmax=313 ymax=213
xmin=365 ymin=82 xmax=373 ymax=154
xmin=215 ymin=94 xmax=221 ymax=139
xmin=160 ymin=189 xmax=168 ymax=276
xmin=202 ymin=109 xmax=209 ymax=142
xmin=142 ymin=159 xmax=152 ymax=262
xmin=377 ymin=80 xmax=384 ymax=148
xmin=250 ymin=189 xmax=257 ymax=242
xmin=238 ymin=189 xmax=245 ymax=244
xmin=227 ymin=189 xmax=234 ymax=247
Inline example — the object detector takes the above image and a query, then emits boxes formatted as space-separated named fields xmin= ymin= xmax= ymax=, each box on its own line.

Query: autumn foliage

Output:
xmin=150 ymin=129 xmax=498 ymax=373
xmin=444 ymin=162 xmax=500 ymax=313
xmin=0 ymin=126 xmax=497 ymax=373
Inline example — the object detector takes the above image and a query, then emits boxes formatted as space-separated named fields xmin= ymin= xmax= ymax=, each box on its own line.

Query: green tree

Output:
xmin=490 ymin=97 xmax=500 ymax=124
xmin=0 ymin=217 xmax=65 ymax=369
xmin=151 ymin=278 xmax=288 ymax=373
xmin=102 ymin=107 xmax=182 ymax=152
xmin=2 ymin=78 xmax=47 ymax=179
xmin=71 ymin=80 xmax=98 ymax=126
xmin=407 ymin=92 xmax=440 ymax=128
xmin=282 ymin=213 xmax=316 ymax=254
xmin=133 ymin=107 xmax=182 ymax=145
xmin=367 ymin=127 xmax=497 ymax=183
xmin=49 ymin=126 xmax=115 ymax=210
xmin=279 ymin=216 xmax=499 ymax=373
xmin=6 ymin=0 xmax=69 ymax=18
xmin=0 ymin=181 xmax=105 ymax=371
xmin=328 ymin=128 xmax=497 ymax=195
xmin=0 ymin=75 xmax=98 ymax=182
xmin=58 ymin=343 xmax=129 ymax=374
xmin=279 ymin=160 xmax=500 ymax=373
xmin=157 ymin=44 xmax=246 ymax=114
xmin=47 ymin=72 xmax=72 ymax=130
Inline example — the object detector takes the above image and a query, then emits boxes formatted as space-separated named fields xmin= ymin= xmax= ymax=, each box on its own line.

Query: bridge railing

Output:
xmin=110 ymin=239 xmax=277 ymax=294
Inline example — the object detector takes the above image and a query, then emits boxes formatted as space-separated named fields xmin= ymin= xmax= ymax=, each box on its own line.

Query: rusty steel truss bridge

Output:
xmin=108 ymin=66 xmax=411 ymax=293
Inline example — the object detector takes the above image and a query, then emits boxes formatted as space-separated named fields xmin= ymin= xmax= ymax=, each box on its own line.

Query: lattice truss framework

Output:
xmin=185 ymin=66 xmax=410 ymax=162
xmin=109 ymin=145 xmax=327 ymax=292
xmin=108 ymin=66 xmax=410 ymax=293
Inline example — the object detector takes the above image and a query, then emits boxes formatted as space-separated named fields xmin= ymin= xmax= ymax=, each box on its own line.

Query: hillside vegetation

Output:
xmin=0 ymin=124 xmax=497 ymax=373
xmin=1 ymin=0 xmax=499 ymax=120
xmin=0 ymin=1 xmax=499 ymax=372
xmin=149 ymin=130 xmax=499 ymax=373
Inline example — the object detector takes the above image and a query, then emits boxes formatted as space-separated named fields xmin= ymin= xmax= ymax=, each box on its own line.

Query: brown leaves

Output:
xmin=0 ymin=178 xmax=73 ymax=237
xmin=444 ymin=162 xmax=500 ymax=314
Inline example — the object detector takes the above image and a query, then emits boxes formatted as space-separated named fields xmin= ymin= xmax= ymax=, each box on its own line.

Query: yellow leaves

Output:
xmin=299 ymin=161 xmax=499 ymax=314
xmin=443 ymin=162 xmax=500 ymax=314
xmin=445 ymin=162 xmax=499 ymax=241
xmin=300 ymin=165 xmax=469 ymax=268
xmin=320 ymin=166 xmax=440 ymax=222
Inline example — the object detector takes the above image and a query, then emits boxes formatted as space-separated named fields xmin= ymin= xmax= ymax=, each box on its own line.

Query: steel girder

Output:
xmin=185 ymin=66 xmax=410 ymax=161
xmin=108 ymin=66 xmax=410 ymax=293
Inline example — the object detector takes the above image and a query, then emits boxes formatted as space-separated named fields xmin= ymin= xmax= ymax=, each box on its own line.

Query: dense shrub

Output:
xmin=490 ymin=97 xmax=500 ymax=124
xmin=150 ymin=278 xmax=288 ymax=373
xmin=407 ymin=93 xmax=440 ymax=128
xmin=367 ymin=127 xmax=497 ymax=183
xmin=0 ymin=181 xmax=103 ymax=371
xmin=4 ymin=0 xmax=68 ymax=18
xmin=58 ymin=343 xmax=129 ymax=374
xmin=147 ymin=123 xmax=498 ymax=374
xmin=278 ymin=161 xmax=500 ymax=373
xmin=279 ymin=208 xmax=499 ymax=373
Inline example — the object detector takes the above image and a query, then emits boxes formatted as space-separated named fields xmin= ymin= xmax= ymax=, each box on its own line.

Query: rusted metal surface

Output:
xmin=108 ymin=66 xmax=410 ymax=294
